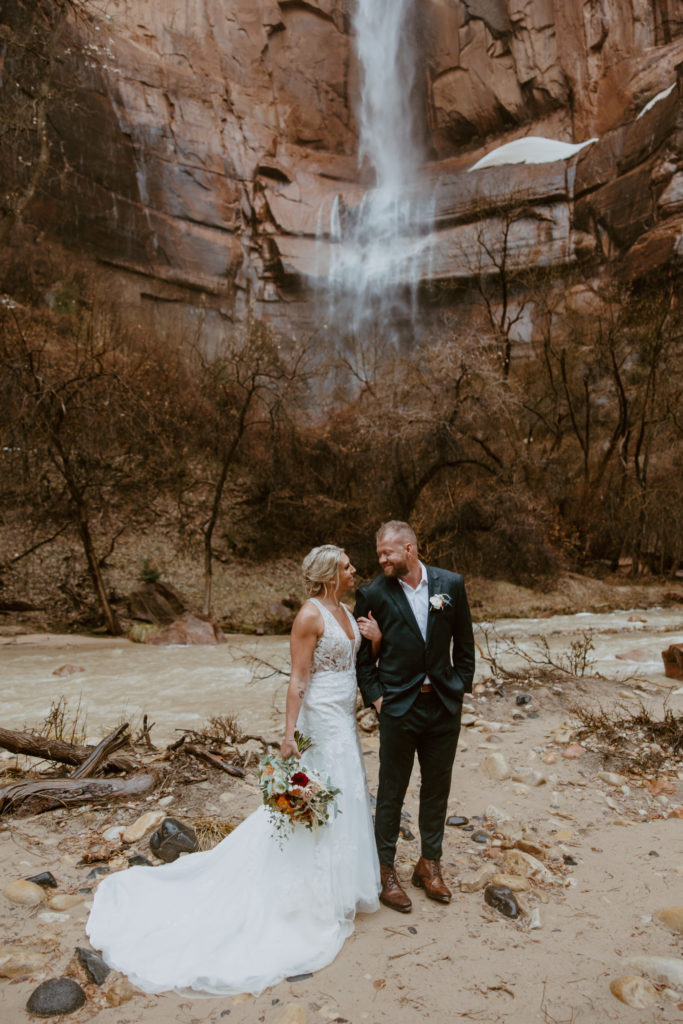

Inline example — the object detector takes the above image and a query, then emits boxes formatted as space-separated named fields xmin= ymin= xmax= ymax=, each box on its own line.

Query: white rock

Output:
xmin=2 ymin=880 xmax=45 ymax=906
xmin=527 ymin=907 xmax=542 ymax=929
xmin=482 ymin=753 xmax=510 ymax=781
xmin=609 ymin=976 xmax=657 ymax=1007
xmin=158 ymin=795 xmax=174 ymax=806
xmin=102 ymin=825 xmax=126 ymax=841
xmin=485 ymin=804 xmax=510 ymax=823
xmin=122 ymin=810 xmax=166 ymax=843
xmin=461 ymin=714 xmax=477 ymax=727
xmin=624 ymin=955 xmax=683 ymax=988
xmin=48 ymin=893 xmax=85 ymax=911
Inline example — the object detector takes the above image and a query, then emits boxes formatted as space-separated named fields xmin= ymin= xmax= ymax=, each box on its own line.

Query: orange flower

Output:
xmin=262 ymin=763 xmax=274 ymax=778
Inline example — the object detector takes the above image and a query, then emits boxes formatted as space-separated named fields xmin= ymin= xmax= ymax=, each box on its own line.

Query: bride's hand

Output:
xmin=357 ymin=611 xmax=381 ymax=644
xmin=280 ymin=736 xmax=299 ymax=759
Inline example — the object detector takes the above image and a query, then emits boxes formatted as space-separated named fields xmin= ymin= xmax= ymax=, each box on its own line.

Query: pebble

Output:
xmin=527 ymin=907 xmax=542 ymax=929
xmin=76 ymin=946 xmax=110 ymax=985
xmin=511 ymin=769 xmax=547 ymax=787
xmin=516 ymin=694 xmax=531 ymax=706
xmin=624 ymin=955 xmax=683 ymax=988
xmin=481 ymin=753 xmax=510 ymax=781
xmin=26 ymin=977 xmax=86 ymax=1016
xmin=598 ymin=771 xmax=626 ymax=786
xmin=471 ymin=830 xmax=490 ymax=844
xmin=562 ymin=743 xmax=584 ymax=758
xmin=102 ymin=825 xmax=126 ymax=841
xmin=105 ymin=976 xmax=139 ymax=1006
xmin=48 ymin=893 xmax=85 ymax=911
xmin=278 ymin=1006 xmax=306 ymax=1024
xmin=609 ymin=976 xmax=657 ymax=1008
xmin=122 ymin=810 xmax=166 ymax=843
xmin=158 ymin=795 xmax=174 ymax=806
xmin=484 ymin=884 xmax=520 ymax=919
xmin=128 ymin=854 xmax=153 ymax=867
xmin=542 ymin=753 xmax=558 ymax=764
xmin=655 ymin=907 xmax=683 ymax=934
xmin=513 ymin=784 xmax=529 ymax=795
xmin=461 ymin=714 xmax=477 ymax=727
xmin=86 ymin=866 xmax=109 ymax=880
xmin=446 ymin=815 xmax=469 ymax=827
xmin=26 ymin=871 xmax=57 ymax=889
xmin=526 ymin=711 xmax=539 ymax=719
xmin=3 ymin=879 xmax=45 ymax=906
xmin=484 ymin=804 xmax=510 ymax=823
xmin=0 ymin=946 xmax=46 ymax=979
xmin=563 ymin=854 xmax=578 ymax=866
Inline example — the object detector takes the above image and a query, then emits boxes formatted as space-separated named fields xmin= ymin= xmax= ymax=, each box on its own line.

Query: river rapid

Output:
xmin=1 ymin=605 xmax=681 ymax=747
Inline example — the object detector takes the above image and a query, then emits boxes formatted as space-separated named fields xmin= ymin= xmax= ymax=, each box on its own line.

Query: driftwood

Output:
xmin=0 ymin=726 xmax=138 ymax=773
xmin=0 ymin=773 xmax=155 ymax=816
xmin=183 ymin=744 xmax=246 ymax=778
xmin=70 ymin=725 xmax=131 ymax=779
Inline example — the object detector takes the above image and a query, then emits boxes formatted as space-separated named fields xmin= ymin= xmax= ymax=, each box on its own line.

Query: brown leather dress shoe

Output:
xmin=379 ymin=864 xmax=412 ymax=913
xmin=412 ymin=857 xmax=452 ymax=903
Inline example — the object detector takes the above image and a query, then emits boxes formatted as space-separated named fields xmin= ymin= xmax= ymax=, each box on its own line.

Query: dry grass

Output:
xmin=569 ymin=699 xmax=683 ymax=773
xmin=191 ymin=817 xmax=235 ymax=850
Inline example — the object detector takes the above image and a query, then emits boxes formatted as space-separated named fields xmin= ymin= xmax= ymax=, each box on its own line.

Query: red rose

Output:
xmin=291 ymin=771 xmax=309 ymax=787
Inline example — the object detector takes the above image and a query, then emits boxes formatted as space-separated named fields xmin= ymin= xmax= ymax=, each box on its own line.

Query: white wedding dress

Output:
xmin=86 ymin=599 xmax=380 ymax=994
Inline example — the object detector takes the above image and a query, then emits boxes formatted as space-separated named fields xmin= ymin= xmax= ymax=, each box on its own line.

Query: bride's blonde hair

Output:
xmin=302 ymin=545 xmax=345 ymax=598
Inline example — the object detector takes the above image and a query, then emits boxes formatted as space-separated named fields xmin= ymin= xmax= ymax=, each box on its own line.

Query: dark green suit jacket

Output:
xmin=354 ymin=566 xmax=475 ymax=717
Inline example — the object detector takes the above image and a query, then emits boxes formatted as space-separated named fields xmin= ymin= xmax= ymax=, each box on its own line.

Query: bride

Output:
xmin=86 ymin=545 xmax=382 ymax=995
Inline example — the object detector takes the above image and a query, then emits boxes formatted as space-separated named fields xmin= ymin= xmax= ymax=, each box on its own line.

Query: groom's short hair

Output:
xmin=376 ymin=520 xmax=418 ymax=547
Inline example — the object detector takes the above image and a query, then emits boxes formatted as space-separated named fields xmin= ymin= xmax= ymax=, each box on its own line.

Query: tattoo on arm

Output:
xmin=297 ymin=687 xmax=306 ymax=700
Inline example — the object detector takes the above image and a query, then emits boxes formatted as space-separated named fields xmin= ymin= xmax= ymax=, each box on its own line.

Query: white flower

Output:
xmin=429 ymin=593 xmax=451 ymax=611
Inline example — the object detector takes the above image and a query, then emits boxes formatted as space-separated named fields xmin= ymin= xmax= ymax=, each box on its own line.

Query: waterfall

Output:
xmin=322 ymin=0 xmax=433 ymax=344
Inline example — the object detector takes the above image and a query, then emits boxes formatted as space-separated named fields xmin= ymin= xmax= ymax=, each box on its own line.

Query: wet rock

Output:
xmin=128 ymin=854 xmax=153 ymax=867
xmin=76 ymin=946 xmax=110 ymax=985
xmin=122 ymin=810 xmax=166 ymax=843
xmin=86 ymin=866 xmax=109 ymax=880
xmin=484 ymin=884 xmax=520 ymax=918
xmin=26 ymin=977 xmax=86 ymax=1016
xmin=459 ymin=864 xmax=498 ymax=892
xmin=471 ymin=830 xmax=490 ymax=844
xmin=481 ymin=753 xmax=509 ymax=780
xmin=655 ymin=907 xmax=683 ymax=934
xmin=150 ymin=817 xmax=198 ymax=862
xmin=526 ymin=712 xmax=539 ymax=719
xmin=48 ymin=893 xmax=84 ymax=911
xmin=446 ymin=815 xmax=469 ymax=827
xmin=399 ymin=826 xmax=415 ymax=841
xmin=609 ymin=975 xmax=657 ymax=1007
xmin=26 ymin=871 xmax=57 ymax=889
xmin=104 ymin=975 xmax=139 ymax=1006
xmin=624 ymin=955 xmax=683 ymax=988
xmin=516 ymin=694 xmax=531 ymax=705
xmin=52 ymin=664 xmax=85 ymax=677
xmin=3 ymin=879 xmax=45 ymax=906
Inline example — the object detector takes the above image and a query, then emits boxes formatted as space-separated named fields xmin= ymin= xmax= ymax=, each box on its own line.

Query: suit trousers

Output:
xmin=375 ymin=691 xmax=462 ymax=865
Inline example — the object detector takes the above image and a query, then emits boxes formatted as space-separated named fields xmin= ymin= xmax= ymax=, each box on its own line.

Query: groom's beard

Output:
xmin=381 ymin=561 xmax=409 ymax=579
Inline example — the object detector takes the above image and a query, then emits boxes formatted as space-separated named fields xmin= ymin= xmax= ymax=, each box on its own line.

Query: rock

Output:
xmin=76 ymin=947 xmax=111 ymax=985
xmin=511 ymin=839 xmax=547 ymax=859
xmin=598 ymin=771 xmax=627 ymax=786
xmin=609 ymin=975 xmax=657 ymax=1008
xmin=122 ymin=810 xmax=166 ymax=843
xmin=357 ymin=709 xmax=378 ymax=733
xmin=52 ymin=664 xmax=84 ymax=677
xmin=527 ymin=907 xmax=542 ymax=929
xmin=459 ymin=864 xmax=498 ymax=892
xmin=503 ymin=849 xmax=553 ymax=883
xmin=484 ymin=884 xmax=520 ymax=918
xmin=146 ymin=612 xmax=226 ymax=646
xmin=3 ymin=879 xmax=45 ymax=906
xmin=562 ymin=743 xmax=584 ymax=758
xmin=127 ymin=579 xmax=187 ymax=624
xmin=129 ymin=622 xmax=160 ymax=643
xmin=484 ymin=805 xmax=510 ymax=824
xmin=26 ymin=872 xmax=57 ymax=889
xmin=655 ymin=907 xmax=683 ymax=935
xmin=48 ymin=893 xmax=84 ymax=911
xmin=615 ymin=648 xmax=653 ymax=662
xmin=481 ymin=753 xmax=509 ymax=780
xmin=461 ymin=713 xmax=477 ymax=727
xmin=26 ymin=978 xmax=86 ymax=1016
xmin=446 ymin=815 xmax=469 ymax=827
xmin=262 ymin=600 xmax=298 ymax=635
xmin=516 ymin=694 xmax=531 ymax=705
xmin=278 ymin=1006 xmax=306 ymax=1024
xmin=86 ymin=866 xmax=109 ymax=880
xmin=491 ymin=872 xmax=531 ymax=892
xmin=563 ymin=854 xmax=578 ymax=866
xmin=662 ymin=643 xmax=683 ymax=680
xmin=542 ymin=753 xmax=558 ymax=764
xmin=128 ymin=854 xmax=153 ymax=867
xmin=104 ymin=976 xmax=139 ymax=1006
xmin=624 ymin=955 xmax=683 ymax=988
xmin=102 ymin=825 xmax=126 ymax=841
xmin=511 ymin=769 xmax=547 ymax=787
xmin=471 ymin=830 xmax=490 ymax=844
xmin=0 ymin=946 xmax=46 ymax=978
xmin=149 ymin=817 xmax=199 ymax=862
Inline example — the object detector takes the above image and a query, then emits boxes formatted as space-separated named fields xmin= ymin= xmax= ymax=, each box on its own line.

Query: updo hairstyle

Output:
xmin=301 ymin=544 xmax=345 ymax=599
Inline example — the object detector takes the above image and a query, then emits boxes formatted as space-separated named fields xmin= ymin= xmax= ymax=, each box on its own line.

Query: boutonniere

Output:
xmin=429 ymin=593 xmax=451 ymax=612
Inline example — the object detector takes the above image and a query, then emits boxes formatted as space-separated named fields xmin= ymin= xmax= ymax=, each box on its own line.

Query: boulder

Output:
xmin=149 ymin=818 xmax=199 ymax=862
xmin=662 ymin=643 xmax=683 ymax=680
xmin=26 ymin=978 xmax=87 ymax=1017
xmin=146 ymin=612 xmax=226 ymax=646
xmin=127 ymin=580 xmax=188 ymax=625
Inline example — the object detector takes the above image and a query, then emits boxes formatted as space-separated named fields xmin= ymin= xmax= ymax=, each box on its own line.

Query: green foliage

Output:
xmin=138 ymin=559 xmax=161 ymax=584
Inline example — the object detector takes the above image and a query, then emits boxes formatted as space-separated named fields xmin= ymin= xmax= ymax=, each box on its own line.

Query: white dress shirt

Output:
xmin=399 ymin=561 xmax=429 ymax=641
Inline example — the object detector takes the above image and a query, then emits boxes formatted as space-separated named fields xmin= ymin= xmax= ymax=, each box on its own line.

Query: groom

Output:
xmin=355 ymin=520 xmax=475 ymax=912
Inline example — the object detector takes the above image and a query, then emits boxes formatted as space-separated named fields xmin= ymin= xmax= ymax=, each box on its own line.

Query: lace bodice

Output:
xmin=309 ymin=599 xmax=360 ymax=674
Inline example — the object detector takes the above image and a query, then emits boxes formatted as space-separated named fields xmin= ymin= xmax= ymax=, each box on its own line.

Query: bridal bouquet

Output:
xmin=257 ymin=733 xmax=340 ymax=842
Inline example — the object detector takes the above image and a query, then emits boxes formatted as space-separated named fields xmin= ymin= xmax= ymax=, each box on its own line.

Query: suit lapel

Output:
xmin=425 ymin=566 xmax=441 ymax=646
xmin=384 ymin=577 xmax=424 ymax=643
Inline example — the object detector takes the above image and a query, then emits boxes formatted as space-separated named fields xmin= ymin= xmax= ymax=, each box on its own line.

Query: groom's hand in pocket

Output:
xmin=373 ymin=697 xmax=383 ymax=715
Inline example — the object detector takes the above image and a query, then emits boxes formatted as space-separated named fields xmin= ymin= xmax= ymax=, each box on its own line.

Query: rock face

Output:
xmin=18 ymin=2 xmax=683 ymax=332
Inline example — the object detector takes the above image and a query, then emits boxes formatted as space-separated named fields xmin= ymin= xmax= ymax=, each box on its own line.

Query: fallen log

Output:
xmin=70 ymin=725 xmax=130 ymax=779
xmin=0 ymin=726 xmax=138 ymax=774
xmin=183 ymin=744 xmax=246 ymax=778
xmin=0 ymin=773 xmax=155 ymax=816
